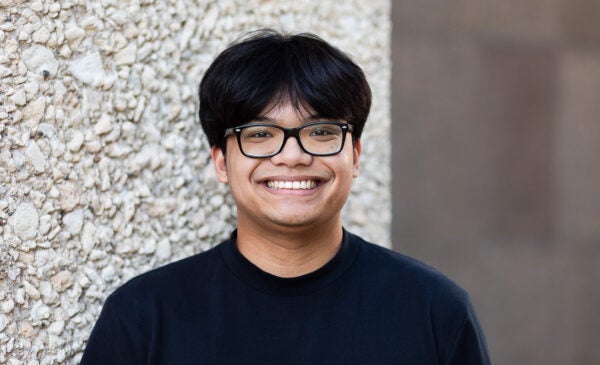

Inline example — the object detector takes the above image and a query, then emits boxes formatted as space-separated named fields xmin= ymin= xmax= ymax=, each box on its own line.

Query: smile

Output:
xmin=266 ymin=180 xmax=318 ymax=190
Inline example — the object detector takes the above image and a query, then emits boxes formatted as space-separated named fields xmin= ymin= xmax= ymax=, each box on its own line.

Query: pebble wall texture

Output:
xmin=0 ymin=0 xmax=390 ymax=363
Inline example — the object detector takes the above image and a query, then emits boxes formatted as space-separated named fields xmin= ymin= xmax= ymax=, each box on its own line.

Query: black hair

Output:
xmin=198 ymin=29 xmax=372 ymax=150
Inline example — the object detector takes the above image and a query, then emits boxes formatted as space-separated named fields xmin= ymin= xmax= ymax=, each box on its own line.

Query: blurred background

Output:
xmin=391 ymin=1 xmax=600 ymax=364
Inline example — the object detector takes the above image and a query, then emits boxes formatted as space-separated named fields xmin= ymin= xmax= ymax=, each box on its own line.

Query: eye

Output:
xmin=307 ymin=124 xmax=341 ymax=139
xmin=310 ymin=128 xmax=332 ymax=136
xmin=248 ymin=131 xmax=272 ymax=138
xmin=241 ymin=126 xmax=278 ymax=141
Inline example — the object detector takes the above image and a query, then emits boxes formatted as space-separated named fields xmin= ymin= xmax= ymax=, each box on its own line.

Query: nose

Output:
xmin=270 ymin=135 xmax=312 ymax=166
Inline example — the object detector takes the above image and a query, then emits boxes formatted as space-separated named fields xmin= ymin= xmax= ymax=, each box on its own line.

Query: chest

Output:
xmin=146 ymin=281 xmax=438 ymax=365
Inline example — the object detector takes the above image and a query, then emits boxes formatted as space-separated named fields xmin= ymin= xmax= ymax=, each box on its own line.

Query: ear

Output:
xmin=211 ymin=145 xmax=229 ymax=184
xmin=352 ymin=138 xmax=361 ymax=178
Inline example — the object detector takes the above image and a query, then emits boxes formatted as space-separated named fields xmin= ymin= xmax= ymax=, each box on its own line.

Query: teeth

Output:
xmin=267 ymin=180 xmax=317 ymax=190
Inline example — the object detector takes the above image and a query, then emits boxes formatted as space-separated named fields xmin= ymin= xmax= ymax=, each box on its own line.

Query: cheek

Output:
xmin=342 ymin=148 xmax=359 ymax=176
xmin=225 ymin=157 xmax=260 ymax=187
xmin=330 ymin=157 xmax=356 ymax=189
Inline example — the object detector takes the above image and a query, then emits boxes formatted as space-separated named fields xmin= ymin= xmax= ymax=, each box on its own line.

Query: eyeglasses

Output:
xmin=224 ymin=121 xmax=354 ymax=158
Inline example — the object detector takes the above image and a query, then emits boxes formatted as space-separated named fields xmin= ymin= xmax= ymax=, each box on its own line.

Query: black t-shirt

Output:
xmin=81 ymin=230 xmax=491 ymax=364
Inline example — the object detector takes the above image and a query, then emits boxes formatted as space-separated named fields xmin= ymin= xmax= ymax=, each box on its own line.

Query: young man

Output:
xmin=81 ymin=30 xmax=491 ymax=364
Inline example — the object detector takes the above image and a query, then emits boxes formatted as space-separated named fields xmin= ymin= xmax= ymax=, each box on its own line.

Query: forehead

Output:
xmin=252 ymin=100 xmax=340 ymax=128
xmin=260 ymin=98 xmax=315 ymax=118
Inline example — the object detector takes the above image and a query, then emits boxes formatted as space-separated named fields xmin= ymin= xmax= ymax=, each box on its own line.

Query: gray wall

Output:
xmin=392 ymin=1 xmax=600 ymax=364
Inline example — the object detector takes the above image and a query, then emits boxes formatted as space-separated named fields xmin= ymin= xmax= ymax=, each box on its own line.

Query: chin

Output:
xmin=268 ymin=212 xmax=340 ymax=230
xmin=263 ymin=212 xmax=316 ymax=227
xmin=270 ymin=218 xmax=316 ymax=228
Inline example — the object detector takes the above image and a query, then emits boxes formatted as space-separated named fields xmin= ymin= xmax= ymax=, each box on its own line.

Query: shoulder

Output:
xmin=348 ymin=233 xmax=490 ymax=363
xmin=106 ymin=242 xmax=224 ymax=305
xmin=349 ymin=232 xmax=481 ymax=341
xmin=349 ymin=232 xmax=471 ymax=309
xmin=82 ymin=242 xmax=227 ymax=364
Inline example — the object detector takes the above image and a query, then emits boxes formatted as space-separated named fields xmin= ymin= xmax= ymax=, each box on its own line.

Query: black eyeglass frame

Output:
xmin=223 ymin=121 xmax=354 ymax=158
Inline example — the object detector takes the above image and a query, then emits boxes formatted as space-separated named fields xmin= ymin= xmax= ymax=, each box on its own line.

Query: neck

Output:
xmin=235 ymin=218 xmax=344 ymax=278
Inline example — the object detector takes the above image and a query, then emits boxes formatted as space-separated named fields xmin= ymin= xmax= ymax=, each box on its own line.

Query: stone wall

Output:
xmin=0 ymin=1 xmax=391 ymax=363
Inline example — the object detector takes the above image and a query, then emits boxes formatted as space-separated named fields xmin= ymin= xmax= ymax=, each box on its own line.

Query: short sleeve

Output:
xmin=444 ymin=302 xmax=491 ymax=365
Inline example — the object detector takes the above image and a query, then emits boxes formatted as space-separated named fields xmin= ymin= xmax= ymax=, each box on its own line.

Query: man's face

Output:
xmin=211 ymin=100 xmax=361 ymax=233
